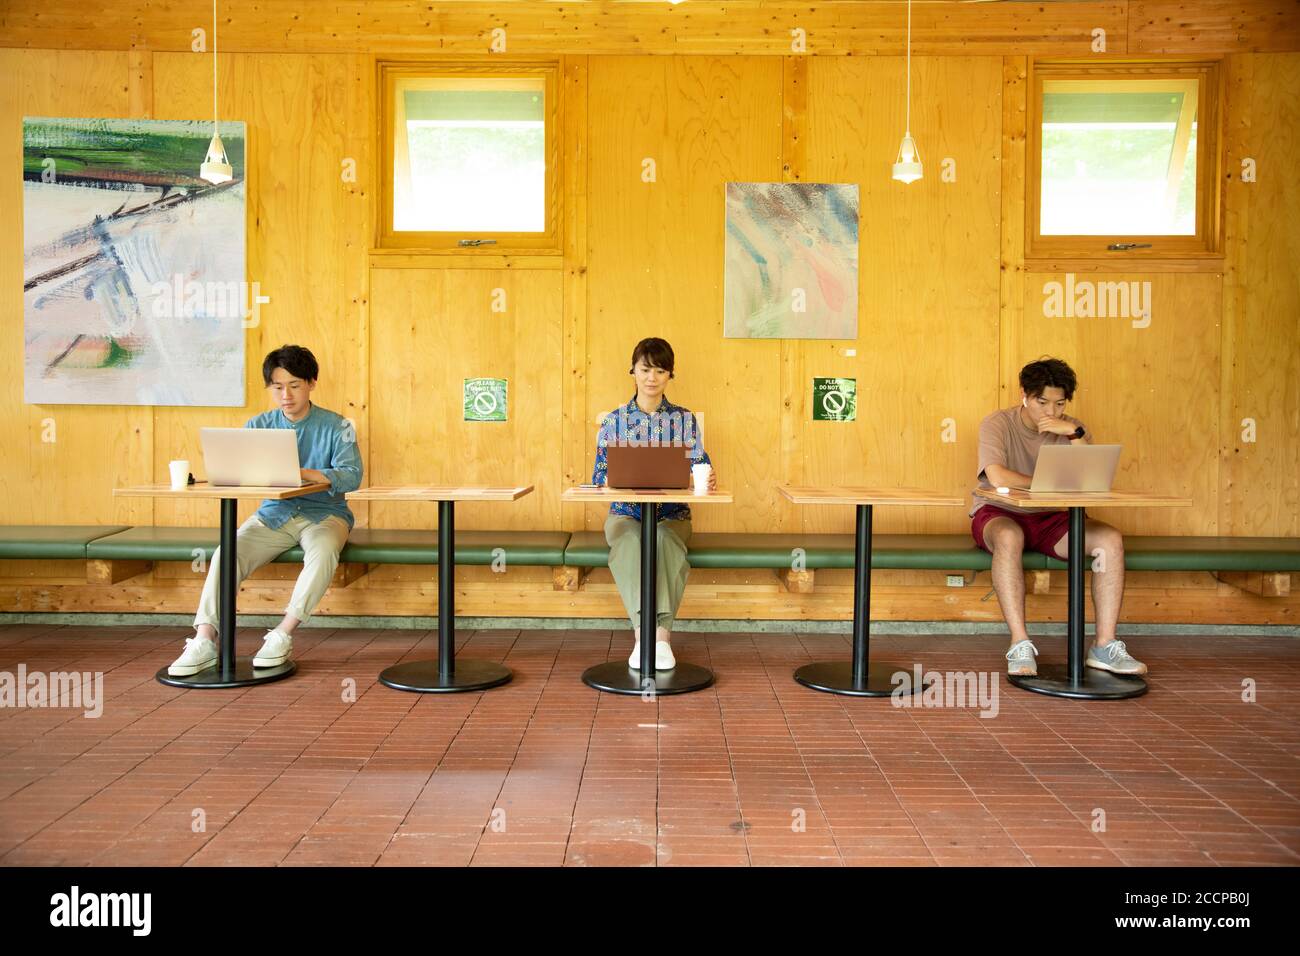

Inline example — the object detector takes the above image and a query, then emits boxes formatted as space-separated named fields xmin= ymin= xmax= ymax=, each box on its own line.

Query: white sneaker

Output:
xmin=628 ymin=641 xmax=676 ymax=670
xmin=168 ymin=635 xmax=217 ymax=676
xmin=253 ymin=629 xmax=292 ymax=668
xmin=655 ymin=641 xmax=676 ymax=670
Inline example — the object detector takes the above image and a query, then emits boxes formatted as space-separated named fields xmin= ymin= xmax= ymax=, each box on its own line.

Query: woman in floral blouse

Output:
xmin=592 ymin=337 xmax=715 ymax=670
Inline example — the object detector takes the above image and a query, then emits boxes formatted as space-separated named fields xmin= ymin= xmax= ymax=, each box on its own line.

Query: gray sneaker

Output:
xmin=1086 ymin=639 xmax=1148 ymax=676
xmin=1005 ymin=639 xmax=1039 ymax=676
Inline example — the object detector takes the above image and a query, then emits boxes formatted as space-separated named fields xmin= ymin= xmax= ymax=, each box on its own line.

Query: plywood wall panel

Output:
xmin=1019 ymin=272 xmax=1223 ymax=534
xmin=796 ymin=56 xmax=1003 ymax=534
xmin=149 ymin=52 xmax=372 ymax=527
xmin=585 ymin=56 xmax=785 ymax=533
xmin=368 ymin=266 xmax=564 ymax=532
xmin=1221 ymin=53 xmax=1300 ymax=536
xmin=0 ymin=49 xmax=153 ymax=528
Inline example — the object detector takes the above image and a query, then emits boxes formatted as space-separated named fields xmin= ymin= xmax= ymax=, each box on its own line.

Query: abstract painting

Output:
xmin=23 ymin=117 xmax=247 ymax=406
xmin=723 ymin=182 xmax=859 ymax=340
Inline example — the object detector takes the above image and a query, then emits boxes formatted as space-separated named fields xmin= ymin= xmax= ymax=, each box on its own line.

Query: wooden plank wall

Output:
xmin=0 ymin=2 xmax=1296 ymax=620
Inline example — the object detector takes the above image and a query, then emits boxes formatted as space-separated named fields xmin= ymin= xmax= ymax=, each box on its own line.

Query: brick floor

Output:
xmin=0 ymin=623 xmax=1296 ymax=866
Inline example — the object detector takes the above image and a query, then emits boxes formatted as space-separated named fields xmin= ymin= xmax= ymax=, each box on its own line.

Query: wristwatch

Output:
xmin=1070 ymin=425 xmax=1086 ymax=439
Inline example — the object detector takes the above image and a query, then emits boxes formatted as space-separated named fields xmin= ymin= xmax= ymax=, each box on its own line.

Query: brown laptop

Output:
xmin=606 ymin=445 xmax=692 ymax=489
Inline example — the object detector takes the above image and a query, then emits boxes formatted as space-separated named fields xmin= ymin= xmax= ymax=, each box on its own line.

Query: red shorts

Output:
xmin=971 ymin=504 xmax=1070 ymax=557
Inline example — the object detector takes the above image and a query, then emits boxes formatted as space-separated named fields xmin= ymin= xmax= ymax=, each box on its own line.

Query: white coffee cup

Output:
xmin=169 ymin=460 xmax=190 ymax=491
xmin=691 ymin=463 xmax=711 ymax=495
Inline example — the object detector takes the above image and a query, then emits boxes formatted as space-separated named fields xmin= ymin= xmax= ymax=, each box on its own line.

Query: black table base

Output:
xmin=380 ymin=499 xmax=513 ymax=693
xmin=1009 ymin=666 xmax=1147 ymax=700
xmin=585 ymin=501 xmax=715 ymax=697
xmin=1019 ymin=506 xmax=1149 ymax=700
xmin=582 ymin=660 xmax=715 ymax=696
xmin=380 ymin=658 xmax=512 ymax=693
xmin=795 ymin=503 xmax=924 ymax=697
xmin=157 ymin=659 xmax=296 ymax=689
xmin=159 ymin=496 xmax=300 ymax=690
xmin=794 ymin=661 xmax=929 ymax=697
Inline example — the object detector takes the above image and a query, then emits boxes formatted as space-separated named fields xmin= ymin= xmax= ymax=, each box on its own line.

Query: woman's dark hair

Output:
xmin=1019 ymin=357 xmax=1077 ymax=400
xmin=262 ymin=344 xmax=319 ymax=385
xmin=629 ymin=337 xmax=675 ymax=378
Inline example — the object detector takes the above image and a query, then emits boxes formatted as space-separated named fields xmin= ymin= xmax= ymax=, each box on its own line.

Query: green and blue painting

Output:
xmin=23 ymin=117 xmax=247 ymax=405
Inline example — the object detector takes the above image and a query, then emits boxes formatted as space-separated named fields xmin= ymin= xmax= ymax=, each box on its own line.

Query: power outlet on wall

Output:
xmin=946 ymin=574 xmax=966 ymax=588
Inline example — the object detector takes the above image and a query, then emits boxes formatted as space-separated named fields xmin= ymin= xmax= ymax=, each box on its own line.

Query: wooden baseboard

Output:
xmin=777 ymin=568 xmax=815 ymax=593
xmin=1216 ymin=571 xmax=1291 ymax=597
xmin=2 ymin=576 xmax=1296 ymax=625
xmin=86 ymin=559 xmax=153 ymax=585
xmin=552 ymin=566 xmax=590 ymax=592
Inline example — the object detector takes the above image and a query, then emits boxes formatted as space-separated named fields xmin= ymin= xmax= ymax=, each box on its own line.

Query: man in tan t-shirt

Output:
xmin=973 ymin=358 xmax=1146 ymax=679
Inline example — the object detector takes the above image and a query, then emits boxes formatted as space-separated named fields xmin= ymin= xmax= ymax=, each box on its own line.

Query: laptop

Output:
xmin=606 ymin=445 xmax=691 ymax=489
xmin=200 ymin=427 xmax=309 ymax=488
xmin=1030 ymin=444 xmax=1122 ymax=493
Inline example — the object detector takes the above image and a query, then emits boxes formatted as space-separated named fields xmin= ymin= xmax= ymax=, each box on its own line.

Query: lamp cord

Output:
xmin=211 ymin=0 xmax=219 ymax=132
xmin=904 ymin=0 xmax=915 ymax=134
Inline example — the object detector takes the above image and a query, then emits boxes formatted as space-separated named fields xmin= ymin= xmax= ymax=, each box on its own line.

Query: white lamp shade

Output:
xmin=892 ymin=133 xmax=923 ymax=184
xmin=200 ymin=134 xmax=233 ymax=185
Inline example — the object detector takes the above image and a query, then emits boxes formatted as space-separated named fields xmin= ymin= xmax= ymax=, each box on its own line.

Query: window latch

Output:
xmin=458 ymin=239 xmax=498 ymax=247
xmin=1106 ymin=242 xmax=1153 ymax=251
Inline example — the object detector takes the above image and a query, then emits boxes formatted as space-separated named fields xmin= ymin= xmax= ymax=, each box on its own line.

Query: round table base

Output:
xmin=156 ymin=658 xmax=296 ymax=689
xmin=1008 ymin=666 xmax=1147 ymax=700
xmin=378 ymin=659 xmax=513 ymax=693
xmin=582 ymin=661 xmax=714 ymax=696
xmin=793 ymin=660 xmax=927 ymax=697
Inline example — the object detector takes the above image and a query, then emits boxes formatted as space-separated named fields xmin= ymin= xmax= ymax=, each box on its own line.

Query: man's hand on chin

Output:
xmin=1036 ymin=418 xmax=1078 ymax=437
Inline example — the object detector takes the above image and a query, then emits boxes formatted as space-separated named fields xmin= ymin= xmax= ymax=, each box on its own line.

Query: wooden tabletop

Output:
xmin=779 ymin=485 xmax=965 ymax=507
xmin=563 ymin=486 xmax=734 ymax=504
xmin=347 ymin=485 xmax=534 ymax=502
xmin=114 ymin=481 xmax=331 ymax=501
xmin=973 ymin=487 xmax=1193 ymax=509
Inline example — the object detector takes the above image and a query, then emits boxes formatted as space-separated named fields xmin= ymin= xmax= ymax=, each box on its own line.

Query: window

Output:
xmin=378 ymin=62 xmax=560 ymax=251
xmin=1028 ymin=60 xmax=1221 ymax=259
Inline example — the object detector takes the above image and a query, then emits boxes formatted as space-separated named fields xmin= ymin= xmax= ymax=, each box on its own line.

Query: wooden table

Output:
xmin=114 ymin=481 xmax=330 ymax=689
xmin=973 ymin=487 xmax=1191 ymax=700
xmin=562 ymin=486 xmax=733 ymax=696
xmin=779 ymin=486 xmax=965 ymax=696
xmin=346 ymin=485 xmax=533 ymax=693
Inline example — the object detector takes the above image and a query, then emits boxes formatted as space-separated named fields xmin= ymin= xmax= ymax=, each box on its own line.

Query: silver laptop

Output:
xmin=1030 ymin=443 xmax=1122 ymax=493
xmin=200 ymin=427 xmax=308 ymax=487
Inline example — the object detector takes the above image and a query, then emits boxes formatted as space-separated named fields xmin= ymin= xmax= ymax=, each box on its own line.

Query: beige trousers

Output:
xmin=604 ymin=515 xmax=692 ymax=632
xmin=193 ymin=513 xmax=350 ymax=629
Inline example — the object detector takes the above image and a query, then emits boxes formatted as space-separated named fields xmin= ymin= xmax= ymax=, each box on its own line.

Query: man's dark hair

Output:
xmin=1019 ymin=357 xmax=1077 ymax=400
xmin=629 ymin=337 xmax=675 ymax=379
xmin=262 ymin=344 xmax=319 ymax=386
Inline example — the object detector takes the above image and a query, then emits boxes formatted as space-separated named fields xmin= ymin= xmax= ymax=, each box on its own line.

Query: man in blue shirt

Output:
xmin=592 ymin=338 xmax=714 ymax=671
xmin=169 ymin=345 xmax=363 ymax=676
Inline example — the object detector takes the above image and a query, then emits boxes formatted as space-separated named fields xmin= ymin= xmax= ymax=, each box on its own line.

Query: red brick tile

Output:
xmin=2 ymin=626 xmax=1297 ymax=868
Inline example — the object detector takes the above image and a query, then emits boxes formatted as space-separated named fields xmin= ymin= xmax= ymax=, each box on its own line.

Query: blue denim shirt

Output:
xmin=592 ymin=393 xmax=711 ymax=522
xmin=247 ymin=403 xmax=364 ymax=530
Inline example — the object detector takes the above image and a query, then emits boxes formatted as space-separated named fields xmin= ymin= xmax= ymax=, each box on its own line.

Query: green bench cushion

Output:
xmin=339 ymin=530 xmax=570 ymax=566
xmin=0 ymin=526 xmax=130 ymax=559
xmin=85 ymin=527 xmax=571 ymax=566
xmin=565 ymin=531 xmax=1300 ymax=573
xmin=1045 ymin=536 xmax=1300 ymax=572
xmin=563 ymin=531 xmax=1048 ymax=570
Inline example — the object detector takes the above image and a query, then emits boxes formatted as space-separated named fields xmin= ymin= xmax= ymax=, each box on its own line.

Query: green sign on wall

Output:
xmin=464 ymin=378 xmax=508 ymax=422
xmin=812 ymin=377 xmax=856 ymax=421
